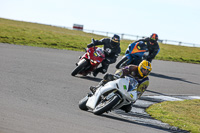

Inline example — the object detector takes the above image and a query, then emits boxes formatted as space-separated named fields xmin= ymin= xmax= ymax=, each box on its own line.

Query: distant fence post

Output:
xmin=74 ymin=27 xmax=200 ymax=47
xmin=158 ymin=40 xmax=163 ymax=43
xmin=121 ymin=34 xmax=124 ymax=40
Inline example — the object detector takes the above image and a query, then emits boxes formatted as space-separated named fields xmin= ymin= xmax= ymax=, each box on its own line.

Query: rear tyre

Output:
xmin=93 ymin=95 xmax=120 ymax=115
xmin=116 ymin=56 xmax=129 ymax=69
xmin=79 ymin=95 xmax=89 ymax=111
xmin=71 ymin=59 xmax=88 ymax=76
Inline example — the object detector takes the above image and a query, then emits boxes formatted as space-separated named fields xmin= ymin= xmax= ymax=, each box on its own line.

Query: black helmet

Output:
xmin=150 ymin=33 xmax=158 ymax=43
xmin=110 ymin=34 xmax=120 ymax=47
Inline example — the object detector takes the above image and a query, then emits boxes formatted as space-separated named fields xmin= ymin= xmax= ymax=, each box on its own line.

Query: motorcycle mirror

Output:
xmin=92 ymin=38 xmax=96 ymax=53
xmin=92 ymin=38 xmax=95 ymax=43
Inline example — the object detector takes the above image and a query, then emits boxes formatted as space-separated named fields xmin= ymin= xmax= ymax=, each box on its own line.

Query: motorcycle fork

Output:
xmin=100 ymin=90 xmax=121 ymax=104
xmin=83 ymin=58 xmax=91 ymax=70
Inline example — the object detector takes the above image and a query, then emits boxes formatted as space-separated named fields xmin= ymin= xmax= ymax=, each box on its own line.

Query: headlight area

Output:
xmin=90 ymin=60 xmax=97 ymax=64
xmin=86 ymin=52 xmax=90 ymax=59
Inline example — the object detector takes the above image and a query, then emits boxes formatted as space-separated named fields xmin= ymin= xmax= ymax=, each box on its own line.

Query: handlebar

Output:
xmin=90 ymin=38 xmax=105 ymax=59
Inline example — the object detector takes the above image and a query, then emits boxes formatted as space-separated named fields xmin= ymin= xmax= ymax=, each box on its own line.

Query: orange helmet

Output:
xmin=150 ymin=33 xmax=158 ymax=43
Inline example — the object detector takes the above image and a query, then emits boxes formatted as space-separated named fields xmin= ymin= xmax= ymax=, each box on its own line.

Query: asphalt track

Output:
xmin=0 ymin=43 xmax=199 ymax=133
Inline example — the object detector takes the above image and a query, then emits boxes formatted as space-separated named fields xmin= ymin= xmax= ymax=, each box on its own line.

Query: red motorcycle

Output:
xmin=71 ymin=39 xmax=105 ymax=76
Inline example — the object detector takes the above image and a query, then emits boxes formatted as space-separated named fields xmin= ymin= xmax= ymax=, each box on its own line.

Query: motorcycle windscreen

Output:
xmin=127 ymin=78 xmax=138 ymax=92
xmin=95 ymin=48 xmax=105 ymax=58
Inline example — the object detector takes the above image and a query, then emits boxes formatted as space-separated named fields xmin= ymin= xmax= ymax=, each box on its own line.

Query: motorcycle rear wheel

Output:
xmin=93 ymin=95 xmax=120 ymax=115
xmin=71 ymin=59 xmax=88 ymax=76
xmin=116 ymin=56 xmax=129 ymax=69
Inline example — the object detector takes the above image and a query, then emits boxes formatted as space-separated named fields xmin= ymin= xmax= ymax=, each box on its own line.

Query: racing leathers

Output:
xmin=87 ymin=38 xmax=121 ymax=76
xmin=116 ymin=65 xmax=149 ymax=99
xmin=90 ymin=64 xmax=149 ymax=113
xmin=134 ymin=37 xmax=160 ymax=62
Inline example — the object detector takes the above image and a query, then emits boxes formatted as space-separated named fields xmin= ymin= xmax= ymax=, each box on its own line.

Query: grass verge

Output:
xmin=0 ymin=17 xmax=200 ymax=64
xmin=146 ymin=99 xmax=200 ymax=133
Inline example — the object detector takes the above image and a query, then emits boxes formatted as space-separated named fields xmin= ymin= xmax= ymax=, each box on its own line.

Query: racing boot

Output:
xmin=93 ymin=66 xmax=107 ymax=77
xmin=89 ymin=80 xmax=107 ymax=93
xmin=89 ymin=86 xmax=97 ymax=94
xmin=93 ymin=69 xmax=99 ymax=77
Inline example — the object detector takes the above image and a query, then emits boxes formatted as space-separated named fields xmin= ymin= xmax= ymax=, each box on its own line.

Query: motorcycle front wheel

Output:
xmin=93 ymin=95 xmax=120 ymax=115
xmin=79 ymin=95 xmax=89 ymax=111
xmin=116 ymin=56 xmax=129 ymax=69
xmin=71 ymin=59 xmax=88 ymax=76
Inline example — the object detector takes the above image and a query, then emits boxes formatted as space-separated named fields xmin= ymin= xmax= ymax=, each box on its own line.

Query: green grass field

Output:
xmin=0 ymin=18 xmax=200 ymax=64
xmin=0 ymin=17 xmax=200 ymax=132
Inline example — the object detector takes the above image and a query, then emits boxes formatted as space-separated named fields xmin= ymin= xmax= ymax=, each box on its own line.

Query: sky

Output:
xmin=1 ymin=0 xmax=200 ymax=46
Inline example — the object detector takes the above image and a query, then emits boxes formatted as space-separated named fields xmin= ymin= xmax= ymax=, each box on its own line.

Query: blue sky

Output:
xmin=1 ymin=0 xmax=200 ymax=46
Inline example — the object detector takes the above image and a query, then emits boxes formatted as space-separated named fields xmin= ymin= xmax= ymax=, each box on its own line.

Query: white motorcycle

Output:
xmin=79 ymin=76 xmax=139 ymax=115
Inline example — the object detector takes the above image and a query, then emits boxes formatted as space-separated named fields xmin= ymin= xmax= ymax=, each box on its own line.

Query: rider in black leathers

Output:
xmin=87 ymin=34 xmax=121 ymax=77
xmin=134 ymin=33 xmax=160 ymax=62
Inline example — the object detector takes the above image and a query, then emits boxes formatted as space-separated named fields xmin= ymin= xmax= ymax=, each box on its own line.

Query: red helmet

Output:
xmin=150 ymin=33 xmax=158 ymax=43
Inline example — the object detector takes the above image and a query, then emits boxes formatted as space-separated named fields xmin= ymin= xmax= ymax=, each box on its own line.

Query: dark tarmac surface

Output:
xmin=0 ymin=43 xmax=199 ymax=133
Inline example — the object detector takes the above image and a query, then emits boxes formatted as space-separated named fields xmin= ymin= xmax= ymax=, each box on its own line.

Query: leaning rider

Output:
xmin=90 ymin=60 xmax=152 ymax=113
xmin=87 ymin=34 xmax=121 ymax=77
xmin=134 ymin=33 xmax=160 ymax=62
